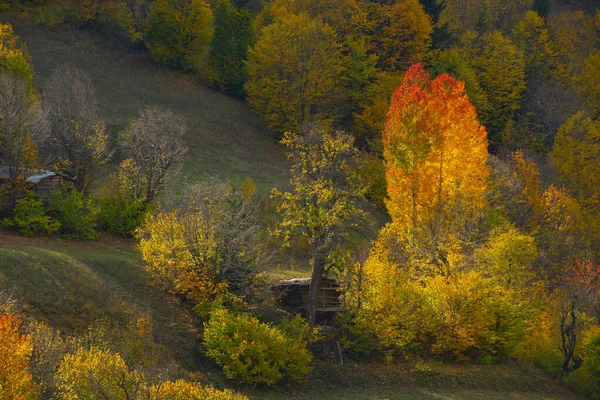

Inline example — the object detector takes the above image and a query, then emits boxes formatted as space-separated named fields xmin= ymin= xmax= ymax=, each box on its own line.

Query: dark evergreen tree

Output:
xmin=533 ymin=0 xmax=551 ymax=18
xmin=209 ymin=0 xmax=255 ymax=98
xmin=419 ymin=0 xmax=449 ymax=48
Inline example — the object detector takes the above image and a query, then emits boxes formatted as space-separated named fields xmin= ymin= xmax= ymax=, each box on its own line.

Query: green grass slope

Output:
xmin=0 ymin=231 xmax=205 ymax=371
xmin=10 ymin=18 xmax=288 ymax=194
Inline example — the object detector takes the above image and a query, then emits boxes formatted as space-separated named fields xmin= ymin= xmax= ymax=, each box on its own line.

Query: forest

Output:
xmin=0 ymin=0 xmax=599 ymax=398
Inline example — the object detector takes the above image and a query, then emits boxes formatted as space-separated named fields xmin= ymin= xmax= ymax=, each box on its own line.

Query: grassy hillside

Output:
xmin=0 ymin=231 xmax=206 ymax=372
xmin=9 ymin=17 xmax=288 ymax=194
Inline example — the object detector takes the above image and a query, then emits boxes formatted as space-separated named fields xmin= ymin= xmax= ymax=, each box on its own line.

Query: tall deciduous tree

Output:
xmin=245 ymin=12 xmax=344 ymax=133
xmin=383 ymin=64 xmax=489 ymax=233
xmin=121 ymin=108 xmax=188 ymax=205
xmin=0 ymin=23 xmax=34 ymax=93
xmin=458 ymin=31 xmax=526 ymax=147
xmin=144 ymin=0 xmax=213 ymax=71
xmin=0 ymin=73 xmax=43 ymax=179
xmin=42 ymin=65 xmax=111 ymax=194
xmin=551 ymin=112 xmax=600 ymax=231
xmin=271 ymin=129 xmax=370 ymax=327
xmin=375 ymin=0 xmax=433 ymax=73
xmin=209 ymin=0 xmax=255 ymax=98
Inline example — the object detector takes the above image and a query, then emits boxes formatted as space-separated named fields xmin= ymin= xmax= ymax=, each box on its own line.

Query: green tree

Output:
xmin=459 ymin=31 xmax=526 ymax=148
xmin=209 ymin=0 xmax=254 ymax=98
xmin=576 ymin=51 xmax=600 ymax=116
xmin=271 ymin=129 xmax=370 ymax=327
xmin=375 ymin=0 xmax=433 ymax=73
xmin=144 ymin=0 xmax=213 ymax=71
xmin=245 ymin=12 xmax=344 ymax=133
xmin=0 ymin=23 xmax=34 ymax=93
xmin=533 ymin=0 xmax=551 ymax=19
xmin=551 ymin=112 xmax=600 ymax=233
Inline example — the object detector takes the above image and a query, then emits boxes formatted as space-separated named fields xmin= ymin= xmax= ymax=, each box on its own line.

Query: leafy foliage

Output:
xmin=48 ymin=187 xmax=98 ymax=240
xmin=1 ymin=193 xmax=60 ymax=237
xmin=0 ymin=313 xmax=38 ymax=400
xmin=144 ymin=0 xmax=213 ymax=71
xmin=208 ymin=0 xmax=254 ymax=98
xmin=203 ymin=308 xmax=312 ymax=385
xmin=383 ymin=63 xmax=489 ymax=231
xmin=245 ymin=12 xmax=343 ymax=133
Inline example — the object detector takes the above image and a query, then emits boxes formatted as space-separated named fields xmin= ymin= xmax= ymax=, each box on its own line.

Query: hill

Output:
xmin=9 ymin=17 xmax=289 ymax=194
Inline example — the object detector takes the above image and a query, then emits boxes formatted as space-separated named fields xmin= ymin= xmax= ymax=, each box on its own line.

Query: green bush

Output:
xmin=48 ymin=187 xmax=98 ymax=240
xmin=203 ymin=308 xmax=312 ymax=386
xmin=1 ymin=194 xmax=60 ymax=237
xmin=98 ymin=195 xmax=148 ymax=237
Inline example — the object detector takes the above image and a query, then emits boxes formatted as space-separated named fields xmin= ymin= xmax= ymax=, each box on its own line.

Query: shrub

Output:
xmin=98 ymin=194 xmax=147 ymax=237
xmin=0 ymin=313 xmax=38 ymax=399
xmin=153 ymin=380 xmax=248 ymax=400
xmin=48 ymin=187 xmax=98 ymax=240
xmin=1 ymin=194 xmax=60 ymax=237
xmin=203 ymin=308 xmax=312 ymax=385
xmin=55 ymin=347 xmax=145 ymax=399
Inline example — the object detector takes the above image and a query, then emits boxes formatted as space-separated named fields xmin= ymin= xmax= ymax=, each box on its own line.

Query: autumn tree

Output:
xmin=114 ymin=0 xmax=152 ymax=44
xmin=245 ymin=12 xmax=344 ymax=133
xmin=259 ymin=0 xmax=374 ymax=45
xmin=383 ymin=64 xmax=489 ymax=234
xmin=42 ymin=65 xmax=111 ymax=194
xmin=431 ymin=49 xmax=489 ymax=121
xmin=120 ymin=108 xmax=188 ymax=205
xmin=576 ymin=51 xmax=600 ymax=116
xmin=0 ymin=73 xmax=43 ymax=179
xmin=440 ymin=0 xmax=532 ymax=36
xmin=136 ymin=180 xmax=264 ymax=303
xmin=513 ymin=11 xmax=559 ymax=82
xmin=0 ymin=313 xmax=38 ymax=400
xmin=208 ymin=0 xmax=254 ymax=98
xmin=458 ymin=31 xmax=526 ymax=147
xmin=557 ymin=259 xmax=600 ymax=373
xmin=548 ymin=10 xmax=598 ymax=76
xmin=475 ymin=227 xmax=538 ymax=291
xmin=271 ymin=128 xmax=370 ymax=327
xmin=144 ymin=0 xmax=213 ymax=71
xmin=551 ymin=113 xmax=600 ymax=238
xmin=375 ymin=0 xmax=433 ymax=73
xmin=0 ymin=23 xmax=34 ymax=91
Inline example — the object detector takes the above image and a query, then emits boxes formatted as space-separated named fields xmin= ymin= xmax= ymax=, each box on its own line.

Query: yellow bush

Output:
xmin=203 ymin=308 xmax=312 ymax=385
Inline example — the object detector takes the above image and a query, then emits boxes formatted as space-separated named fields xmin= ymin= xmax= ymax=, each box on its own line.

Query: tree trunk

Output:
xmin=307 ymin=257 xmax=323 ymax=328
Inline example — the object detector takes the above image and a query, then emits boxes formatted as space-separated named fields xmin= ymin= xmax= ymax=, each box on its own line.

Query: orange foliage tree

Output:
xmin=0 ymin=313 xmax=37 ymax=399
xmin=383 ymin=63 xmax=489 ymax=232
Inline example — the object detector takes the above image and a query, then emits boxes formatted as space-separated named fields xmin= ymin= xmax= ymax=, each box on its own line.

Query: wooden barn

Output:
xmin=271 ymin=277 xmax=343 ymax=325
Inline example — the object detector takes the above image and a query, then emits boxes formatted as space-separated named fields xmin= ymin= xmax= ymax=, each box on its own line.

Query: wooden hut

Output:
xmin=26 ymin=171 xmax=67 ymax=196
xmin=0 ymin=169 xmax=68 ymax=196
xmin=271 ymin=277 xmax=343 ymax=325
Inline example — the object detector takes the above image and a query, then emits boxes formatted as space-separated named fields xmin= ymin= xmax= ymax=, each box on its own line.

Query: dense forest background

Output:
xmin=0 ymin=0 xmax=599 ymax=399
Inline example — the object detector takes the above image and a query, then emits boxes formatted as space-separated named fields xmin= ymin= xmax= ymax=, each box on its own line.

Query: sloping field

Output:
xmin=10 ymin=17 xmax=288 ymax=193
xmin=0 ymin=231 xmax=206 ymax=372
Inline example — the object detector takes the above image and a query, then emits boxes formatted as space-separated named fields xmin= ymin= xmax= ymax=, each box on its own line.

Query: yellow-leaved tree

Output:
xmin=245 ymin=12 xmax=344 ymax=133
xmin=0 ymin=313 xmax=38 ymax=400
